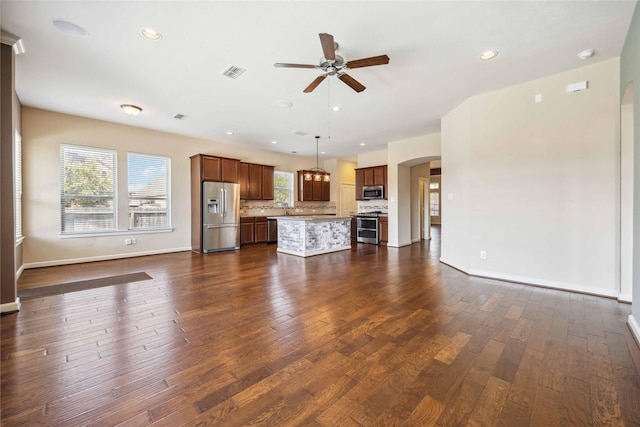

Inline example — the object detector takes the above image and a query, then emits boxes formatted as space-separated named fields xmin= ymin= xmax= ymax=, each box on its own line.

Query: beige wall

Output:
xmin=21 ymin=107 xmax=326 ymax=267
xmin=620 ymin=1 xmax=640 ymax=330
xmin=442 ymin=58 xmax=620 ymax=296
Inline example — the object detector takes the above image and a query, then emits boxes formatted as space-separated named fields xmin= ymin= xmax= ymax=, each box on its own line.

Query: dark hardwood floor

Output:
xmin=3 ymin=230 xmax=640 ymax=426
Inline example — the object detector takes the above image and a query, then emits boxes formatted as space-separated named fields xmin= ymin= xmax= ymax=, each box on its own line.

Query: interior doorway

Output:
xmin=419 ymin=178 xmax=430 ymax=240
xmin=621 ymin=81 xmax=634 ymax=302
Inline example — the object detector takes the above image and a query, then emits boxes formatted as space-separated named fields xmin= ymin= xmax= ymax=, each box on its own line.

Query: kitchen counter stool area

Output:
xmin=272 ymin=216 xmax=351 ymax=257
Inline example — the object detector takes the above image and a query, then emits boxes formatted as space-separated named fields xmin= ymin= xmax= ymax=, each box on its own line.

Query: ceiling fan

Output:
xmin=274 ymin=33 xmax=390 ymax=93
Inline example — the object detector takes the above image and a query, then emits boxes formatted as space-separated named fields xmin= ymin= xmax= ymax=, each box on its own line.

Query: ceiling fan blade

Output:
xmin=303 ymin=75 xmax=327 ymax=93
xmin=338 ymin=73 xmax=366 ymax=93
xmin=274 ymin=63 xmax=317 ymax=69
xmin=319 ymin=33 xmax=335 ymax=61
xmin=345 ymin=54 xmax=390 ymax=69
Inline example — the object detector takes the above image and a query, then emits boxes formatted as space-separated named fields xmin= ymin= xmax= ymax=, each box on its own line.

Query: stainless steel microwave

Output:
xmin=363 ymin=185 xmax=384 ymax=200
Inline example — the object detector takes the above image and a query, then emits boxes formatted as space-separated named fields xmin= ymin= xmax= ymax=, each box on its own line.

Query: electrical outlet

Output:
xmin=131 ymin=238 xmax=137 ymax=245
xmin=125 ymin=239 xmax=132 ymax=245
xmin=480 ymin=250 xmax=487 ymax=259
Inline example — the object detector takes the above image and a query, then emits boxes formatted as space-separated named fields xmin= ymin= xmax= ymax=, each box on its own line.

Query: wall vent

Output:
xmin=173 ymin=113 xmax=186 ymax=120
xmin=292 ymin=130 xmax=308 ymax=136
xmin=221 ymin=64 xmax=246 ymax=79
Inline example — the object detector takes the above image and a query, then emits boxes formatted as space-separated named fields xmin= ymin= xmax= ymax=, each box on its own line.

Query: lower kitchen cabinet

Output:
xmin=240 ymin=217 xmax=255 ymax=245
xmin=255 ymin=217 xmax=268 ymax=243
xmin=379 ymin=216 xmax=388 ymax=245
xmin=240 ymin=216 xmax=269 ymax=245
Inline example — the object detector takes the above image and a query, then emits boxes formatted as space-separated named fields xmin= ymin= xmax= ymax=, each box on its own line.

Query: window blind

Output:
xmin=60 ymin=144 xmax=116 ymax=233
xmin=15 ymin=131 xmax=22 ymax=240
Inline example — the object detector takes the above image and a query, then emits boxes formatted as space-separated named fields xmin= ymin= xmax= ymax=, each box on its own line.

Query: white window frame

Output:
xmin=273 ymin=170 xmax=294 ymax=207
xmin=127 ymin=152 xmax=171 ymax=230
xmin=60 ymin=144 xmax=117 ymax=234
xmin=15 ymin=130 xmax=23 ymax=242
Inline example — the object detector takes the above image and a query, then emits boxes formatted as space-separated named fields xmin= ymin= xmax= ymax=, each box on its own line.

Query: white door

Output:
xmin=340 ymin=183 xmax=357 ymax=215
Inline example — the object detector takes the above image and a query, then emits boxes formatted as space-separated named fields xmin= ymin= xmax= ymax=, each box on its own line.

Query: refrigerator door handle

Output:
xmin=222 ymin=188 xmax=227 ymax=217
xmin=220 ymin=188 xmax=225 ymax=218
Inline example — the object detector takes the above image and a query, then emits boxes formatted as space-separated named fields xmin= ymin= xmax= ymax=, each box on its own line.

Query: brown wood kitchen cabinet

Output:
xmin=379 ymin=216 xmax=388 ymax=245
xmin=240 ymin=217 xmax=255 ymax=245
xmin=355 ymin=165 xmax=387 ymax=200
xmin=255 ymin=217 xmax=268 ymax=243
xmin=240 ymin=216 xmax=268 ymax=245
xmin=191 ymin=154 xmax=239 ymax=183
xmin=239 ymin=163 xmax=274 ymax=200
xmin=297 ymin=171 xmax=330 ymax=201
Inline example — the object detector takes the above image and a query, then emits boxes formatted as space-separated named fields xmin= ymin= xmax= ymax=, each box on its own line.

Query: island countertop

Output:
xmin=268 ymin=215 xmax=351 ymax=222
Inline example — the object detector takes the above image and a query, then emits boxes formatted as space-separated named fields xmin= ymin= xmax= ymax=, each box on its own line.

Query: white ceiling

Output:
xmin=1 ymin=1 xmax=636 ymax=161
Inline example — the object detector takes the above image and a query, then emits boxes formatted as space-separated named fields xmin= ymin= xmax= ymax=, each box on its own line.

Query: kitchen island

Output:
xmin=270 ymin=215 xmax=351 ymax=257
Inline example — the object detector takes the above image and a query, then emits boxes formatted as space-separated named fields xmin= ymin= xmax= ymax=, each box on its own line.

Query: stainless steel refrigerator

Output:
xmin=202 ymin=181 xmax=240 ymax=253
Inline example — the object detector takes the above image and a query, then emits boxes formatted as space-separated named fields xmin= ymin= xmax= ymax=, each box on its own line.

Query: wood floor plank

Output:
xmin=3 ymin=236 xmax=639 ymax=426
xmin=466 ymin=375 xmax=511 ymax=427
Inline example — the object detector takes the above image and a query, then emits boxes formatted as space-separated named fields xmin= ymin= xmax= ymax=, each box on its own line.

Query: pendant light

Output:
xmin=304 ymin=136 xmax=330 ymax=182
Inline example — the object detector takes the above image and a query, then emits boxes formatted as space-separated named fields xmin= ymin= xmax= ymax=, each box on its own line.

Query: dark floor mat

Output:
xmin=18 ymin=272 xmax=152 ymax=300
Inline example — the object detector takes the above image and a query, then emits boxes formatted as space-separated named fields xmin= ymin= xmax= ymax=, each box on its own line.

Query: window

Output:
xmin=15 ymin=130 xmax=22 ymax=241
xmin=128 ymin=153 xmax=170 ymax=229
xmin=429 ymin=182 xmax=439 ymax=190
xmin=430 ymin=192 xmax=440 ymax=217
xmin=60 ymin=144 xmax=116 ymax=233
xmin=273 ymin=171 xmax=294 ymax=207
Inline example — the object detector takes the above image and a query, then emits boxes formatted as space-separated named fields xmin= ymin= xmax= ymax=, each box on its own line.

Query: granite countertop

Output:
xmin=268 ymin=215 xmax=351 ymax=221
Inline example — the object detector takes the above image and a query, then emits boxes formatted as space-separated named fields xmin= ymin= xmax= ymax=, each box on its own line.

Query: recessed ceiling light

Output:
xmin=277 ymin=100 xmax=293 ymax=108
xmin=360 ymin=143 xmax=365 ymax=146
xmin=226 ymin=131 xmax=234 ymax=135
xmin=479 ymin=50 xmax=498 ymax=61
xmin=141 ymin=27 xmax=162 ymax=40
xmin=332 ymin=106 xmax=341 ymax=112
xmin=577 ymin=49 xmax=594 ymax=60
xmin=51 ymin=19 xmax=88 ymax=38
xmin=120 ymin=104 xmax=142 ymax=116
xmin=271 ymin=141 xmax=277 ymax=144
xmin=321 ymin=151 xmax=326 ymax=154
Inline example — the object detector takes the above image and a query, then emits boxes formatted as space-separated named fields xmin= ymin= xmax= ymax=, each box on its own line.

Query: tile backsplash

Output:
xmin=240 ymin=200 xmax=336 ymax=217
xmin=357 ymin=200 xmax=389 ymax=213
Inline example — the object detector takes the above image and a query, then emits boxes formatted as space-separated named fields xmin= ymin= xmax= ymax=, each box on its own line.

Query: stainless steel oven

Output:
xmin=356 ymin=216 xmax=379 ymax=244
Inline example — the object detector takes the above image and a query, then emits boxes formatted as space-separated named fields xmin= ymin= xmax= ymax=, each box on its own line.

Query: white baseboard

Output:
xmin=628 ymin=315 xmax=640 ymax=348
xmin=16 ymin=264 xmax=24 ymax=279
xmin=0 ymin=298 xmax=21 ymax=314
xmin=23 ymin=247 xmax=192 ymax=269
xmin=438 ymin=258 xmax=618 ymax=298
xmin=468 ymin=268 xmax=618 ymax=298
xmin=387 ymin=240 xmax=413 ymax=248
xmin=618 ymin=293 xmax=633 ymax=303
xmin=439 ymin=257 xmax=469 ymax=274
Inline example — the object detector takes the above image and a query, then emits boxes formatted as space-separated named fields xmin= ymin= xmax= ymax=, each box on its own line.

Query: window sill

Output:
xmin=58 ymin=228 xmax=174 ymax=239
xmin=15 ymin=236 xmax=25 ymax=245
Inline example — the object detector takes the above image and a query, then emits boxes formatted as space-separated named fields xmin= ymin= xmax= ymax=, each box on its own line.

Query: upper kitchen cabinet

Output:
xmin=238 ymin=162 xmax=274 ymax=200
xmin=355 ymin=165 xmax=387 ymax=200
xmin=297 ymin=171 xmax=330 ymax=201
xmin=192 ymin=154 xmax=239 ymax=183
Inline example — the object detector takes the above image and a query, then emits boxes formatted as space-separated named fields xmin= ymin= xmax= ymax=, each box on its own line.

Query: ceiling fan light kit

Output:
xmin=274 ymin=32 xmax=390 ymax=93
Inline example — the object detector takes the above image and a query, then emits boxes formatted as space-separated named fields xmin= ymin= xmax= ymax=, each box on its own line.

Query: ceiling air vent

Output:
xmin=221 ymin=64 xmax=246 ymax=79
xmin=292 ymin=130 xmax=308 ymax=136
xmin=173 ymin=113 xmax=186 ymax=120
